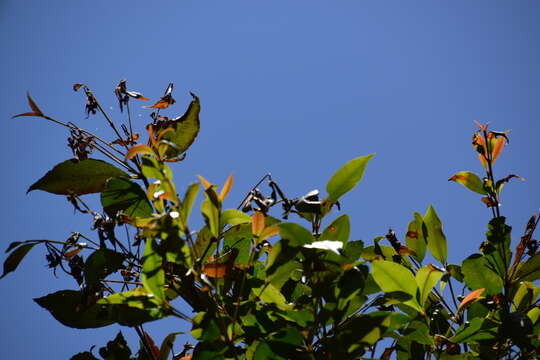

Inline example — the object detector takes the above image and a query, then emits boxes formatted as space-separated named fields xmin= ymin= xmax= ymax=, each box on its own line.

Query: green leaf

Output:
xmin=97 ymin=287 xmax=171 ymax=326
xmin=449 ymin=171 xmax=487 ymax=195
xmin=152 ymin=93 xmax=200 ymax=158
xmin=483 ymin=217 xmax=512 ymax=280
xmin=423 ymin=205 xmax=447 ymax=264
xmin=326 ymin=154 xmax=374 ymax=202
xmin=320 ymin=214 xmax=350 ymax=243
xmin=223 ymin=223 xmax=252 ymax=266
xmin=415 ymin=265 xmax=444 ymax=307
xmin=221 ymin=209 xmax=252 ymax=227
xmin=405 ymin=212 xmax=427 ymax=262
xmin=449 ymin=318 xmax=485 ymax=343
xmin=182 ymin=182 xmax=200 ymax=223
xmin=84 ymin=249 xmax=125 ymax=288
xmin=201 ymin=197 xmax=220 ymax=238
xmin=253 ymin=283 xmax=292 ymax=311
xmin=141 ymin=238 xmax=165 ymax=302
xmin=1 ymin=242 xmax=38 ymax=278
xmin=98 ymin=331 xmax=132 ymax=360
xmin=371 ymin=260 xmax=422 ymax=312
xmin=28 ymin=159 xmax=129 ymax=195
xmin=141 ymin=155 xmax=172 ymax=180
xmin=34 ymin=290 xmax=116 ymax=328
xmin=278 ymin=222 xmax=314 ymax=246
xmin=101 ymin=178 xmax=153 ymax=218
xmin=159 ymin=332 xmax=182 ymax=360
xmin=462 ymin=254 xmax=503 ymax=295
xmin=515 ymin=252 xmax=540 ymax=282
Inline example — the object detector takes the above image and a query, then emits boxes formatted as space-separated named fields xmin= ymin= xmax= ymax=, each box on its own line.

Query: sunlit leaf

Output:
xmin=201 ymin=197 xmax=220 ymax=238
xmin=320 ymin=214 xmax=350 ymax=243
xmin=126 ymin=144 xmax=156 ymax=161
xmin=448 ymin=171 xmax=487 ymax=195
xmin=1 ymin=243 xmax=38 ymax=278
xmin=326 ymin=154 xmax=374 ymax=202
xmin=182 ymin=182 xmax=200 ymax=223
xmin=458 ymin=288 xmax=485 ymax=312
xmin=148 ymin=93 xmax=200 ymax=158
xmin=405 ymin=212 xmax=427 ymax=262
xmin=423 ymin=205 xmax=447 ymax=264
xmin=101 ymin=178 xmax=153 ymax=218
xmin=219 ymin=174 xmax=233 ymax=201
xmin=259 ymin=225 xmax=280 ymax=241
xmin=28 ymin=159 xmax=129 ymax=195
xmin=202 ymin=262 xmax=230 ymax=278
xmin=252 ymin=212 xmax=265 ymax=236
xmin=462 ymin=254 xmax=503 ymax=295
xmin=415 ymin=265 xmax=444 ymax=307
xmin=221 ymin=209 xmax=252 ymax=227
xmin=197 ymin=175 xmax=212 ymax=190
xmin=371 ymin=260 xmax=422 ymax=312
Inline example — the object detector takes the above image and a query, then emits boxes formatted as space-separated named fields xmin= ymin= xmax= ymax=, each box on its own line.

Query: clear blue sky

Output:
xmin=1 ymin=1 xmax=539 ymax=358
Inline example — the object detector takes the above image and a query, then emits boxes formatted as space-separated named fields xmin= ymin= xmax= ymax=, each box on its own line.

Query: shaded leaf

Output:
xmin=34 ymin=290 xmax=115 ymax=328
xmin=142 ymin=238 xmax=165 ymax=302
xmin=326 ymin=154 xmax=374 ymax=202
xmin=99 ymin=331 xmax=132 ymax=360
xmin=101 ymin=178 xmax=153 ymax=218
xmin=1 ymin=242 xmax=38 ymax=278
xmin=84 ymin=249 xmax=125 ymax=288
xmin=28 ymin=159 xmax=129 ymax=195
xmin=515 ymin=252 xmax=540 ymax=282
xmin=278 ymin=223 xmax=314 ymax=246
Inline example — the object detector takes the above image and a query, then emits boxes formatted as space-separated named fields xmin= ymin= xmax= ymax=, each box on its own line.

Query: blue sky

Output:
xmin=1 ymin=1 xmax=539 ymax=358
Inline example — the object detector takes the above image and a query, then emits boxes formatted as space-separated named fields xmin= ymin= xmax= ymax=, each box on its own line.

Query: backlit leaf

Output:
xmin=221 ymin=209 xmax=252 ymax=227
xmin=415 ymin=265 xmax=444 ymax=307
xmin=405 ymin=212 xmax=427 ymax=262
xmin=219 ymin=174 xmax=233 ymax=201
xmin=458 ymin=288 xmax=485 ymax=312
xmin=326 ymin=154 xmax=374 ymax=202
xmin=371 ymin=260 xmax=422 ymax=312
xmin=252 ymin=212 xmax=265 ymax=236
xmin=28 ymin=159 xmax=129 ymax=195
xmin=448 ymin=171 xmax=487 ymax=195
xmin=462 ymin=254 xmax=503 ymax=295
xmin=423 ymin=205 xmax=447 ymax=264
xmin=126 ymin=144 xmax=156 ymax=161
xmin=148 ymin=93 xmax=200 ymax=158
xmin=320 ymin=214 xmax=350 ymax=243
xmin=515 ymin=252 xmax=540 ymax=282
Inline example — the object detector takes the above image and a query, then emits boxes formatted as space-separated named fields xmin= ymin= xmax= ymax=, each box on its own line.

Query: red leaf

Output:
xmin=458 ymin=288 xmax=485 ymax=311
